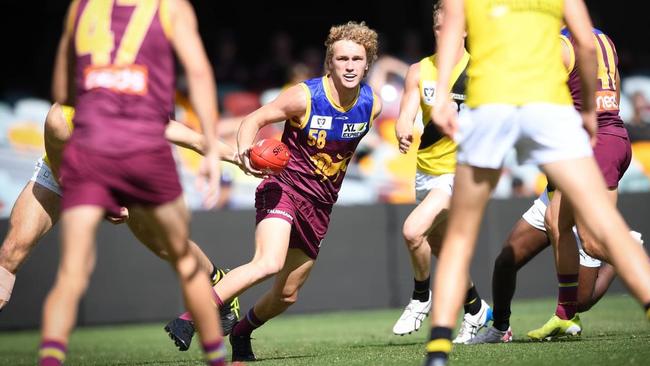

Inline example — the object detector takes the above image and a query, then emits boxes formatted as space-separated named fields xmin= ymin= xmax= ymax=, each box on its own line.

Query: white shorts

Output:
xmin=30 ymin=158 xmax=62 ymax=196
xmin=521 ymin=189 xmax=602 ymax=268
xmin=456 ymin=104 xmax=593 ymax=169
xmin=414 ymin=171 xmax=454 ymax=203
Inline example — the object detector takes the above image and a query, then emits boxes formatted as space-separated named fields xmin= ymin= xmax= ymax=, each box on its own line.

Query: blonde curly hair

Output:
xmin=324 ymin=21 xmax=378 ymax=75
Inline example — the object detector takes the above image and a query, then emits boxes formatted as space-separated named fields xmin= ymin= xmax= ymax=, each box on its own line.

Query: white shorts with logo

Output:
xmin=456 ymin=104 xmax=592 ymax=169
xmin=522 ymin=189 xmax=602 ymax=268
xmin=414 ymin=171 xmax=455 ymax=203
xmin=30 ymin=158 xmax=62 ymax=196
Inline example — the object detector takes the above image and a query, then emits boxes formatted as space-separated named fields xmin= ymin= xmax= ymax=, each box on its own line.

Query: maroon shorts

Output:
xmin=593 ymin=132 xmax=632 ymax=189
xmin=255 ymin=179 xmax=332 ymax=259
xmin=60 ymin=142 xmax=182 ymax=216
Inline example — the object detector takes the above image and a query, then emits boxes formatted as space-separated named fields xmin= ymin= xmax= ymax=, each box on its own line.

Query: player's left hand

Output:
xmin=237 ymin=147 xmax=269 ymax=179
xmin=431 ymin=99 xmax=458 ymax=138
xmin=106 ymin=207 xmax=129 ymax=225
xmin=197 ymin=148 xmax=221 ymax=209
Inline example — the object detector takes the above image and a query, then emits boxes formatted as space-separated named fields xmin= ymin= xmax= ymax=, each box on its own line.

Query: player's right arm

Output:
xmin=236 ymin=84 xmax=308 ymax=175
xmin=564 ymin=0 xmax=598 ymax=145
xmin=395 ymin=63 xmax=421 ymax=154
xmin=51 ymin=0 xmax=78 ymax=105
xmin=168 ymin=0 xmax=221 ymax=208
xmin=432 ymin=0 xmax=465 ymax=138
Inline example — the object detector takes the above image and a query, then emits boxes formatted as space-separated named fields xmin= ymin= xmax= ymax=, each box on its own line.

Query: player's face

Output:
xmin=434 ymin=12 xmax=444 ymax=40
xmin=328 ymin=40 xmax=368 ymax=89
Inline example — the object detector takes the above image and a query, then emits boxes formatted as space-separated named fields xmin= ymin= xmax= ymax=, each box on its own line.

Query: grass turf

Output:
xmin=1 ymin=295 xmax=649 ymax=365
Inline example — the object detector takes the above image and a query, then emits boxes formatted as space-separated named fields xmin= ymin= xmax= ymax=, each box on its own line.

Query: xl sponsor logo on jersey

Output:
xmin=341 ymin=122 xmax=368 ymax=138
xmin=422 ymin=81 xmax=436 ymax=105
xmin=310 ymin=115 xmax=332 ymax=130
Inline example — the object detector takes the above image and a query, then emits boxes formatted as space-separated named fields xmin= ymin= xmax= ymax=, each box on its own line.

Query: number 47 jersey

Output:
xmin=274 ymin=76 xmax=378 ymax=206
xmin=70 ymin=0 xmax=175 ymax=155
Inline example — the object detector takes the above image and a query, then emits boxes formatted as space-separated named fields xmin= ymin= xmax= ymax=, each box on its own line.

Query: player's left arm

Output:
xmin=165 ymin=120 xmax=239 ymax=165
xmin=432 ymin=0 xmax=465 ymax=138
xmin=52 ymin=0 xmax=78 ymax=105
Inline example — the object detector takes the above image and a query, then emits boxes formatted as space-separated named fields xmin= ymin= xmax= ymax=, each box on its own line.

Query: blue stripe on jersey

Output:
xmin=561 ymin=27 xmax=603 ymax=37
xmin=302 ymin=77 xmax=374 ymax=141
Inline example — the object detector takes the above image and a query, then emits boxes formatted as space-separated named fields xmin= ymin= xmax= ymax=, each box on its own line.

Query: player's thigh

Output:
xmin=271 ymin=248 xmax=315 ymax=299
xmin=137 ymin=196 xmax=191 ymax=257
xmin=404 ymin=187 xmax=451 ymax=240
xmin=253 ymin=218 xmax=292 ymax=266
xmin=126 ymin=207 xmax=166 ymax=258
xmin=4 ymin=181 xmax=61 ymax=247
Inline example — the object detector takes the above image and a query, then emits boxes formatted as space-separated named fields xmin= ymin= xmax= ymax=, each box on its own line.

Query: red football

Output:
xmin=249 ymin=139 xmax=290 ymax=174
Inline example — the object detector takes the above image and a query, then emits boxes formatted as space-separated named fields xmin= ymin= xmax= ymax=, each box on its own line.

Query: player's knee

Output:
xmin=402 ymin=224 xmax=424 ymax=251
xmin=57 ymin=271 xmax=91 ymax=297
xmin=174 ymin=253 xmax=200 ymax=280
xmin=252 ymin=258 xmax=284 ymax=279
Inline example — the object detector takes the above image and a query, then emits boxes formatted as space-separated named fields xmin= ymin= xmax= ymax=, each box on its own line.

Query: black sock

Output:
xmin=492 ymin=304 xmax=511 ymax=332
xmin=413 ymin=277 xmax=431 ymax=302
xmin=425 ymin=327 xmax=452 ymax=360
xmin=463 ymin=285 xmax=482 ymax=315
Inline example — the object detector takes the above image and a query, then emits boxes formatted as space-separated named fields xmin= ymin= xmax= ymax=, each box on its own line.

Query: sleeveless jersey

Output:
xmin=70 ymin=0 xmax=175 ymax=155
xmin=274 ymin=76 xmax=377 ymax=205
xmin=417 ymin=51 xmax=469 ymax=175
xmin=464 ymin=0 xmax=572 ymax=107
xmin=560 ymin=28 xmax=626 ymax=137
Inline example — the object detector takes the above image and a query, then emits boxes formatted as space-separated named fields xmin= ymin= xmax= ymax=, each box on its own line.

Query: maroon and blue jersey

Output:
xmin=70 ymin=0 xmax=175 ymax=155
xmin=272 ymin=76 xmax=377 ymax=205
xmin=560 ymin=28 xmax=626 ymax=137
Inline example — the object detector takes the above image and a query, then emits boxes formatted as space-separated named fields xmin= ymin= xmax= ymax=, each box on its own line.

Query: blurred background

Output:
xmin=1 ymin=0 xmax=650 ymax=215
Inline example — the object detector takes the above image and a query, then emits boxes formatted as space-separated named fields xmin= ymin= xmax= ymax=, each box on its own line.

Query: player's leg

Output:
xmin=230 ymin=248 xmax=315 ymax=362
xmin=0 ymin=180 xmax=61 ymax=311
xmin=468 ymin=219 xmax=549 ymax=344
xmin=543 ymin=158 xmax=650 ymax=315
xmin=126 ymin=211 xmax=239 ymax=346
xmin=165 ymin=217 xmax=292 ymax=351
xmin=439 ymin=217 xmax=492 ymax=344
xmin=527 ymin=190 xmax=583 ymax=340
xmin=39 ymin=206 xmax=102 ymax=366
xmin=393 ymin=187 xmax=449 ymax=335
xmin=578 ymin=263 xmax=615 ymax=312
xmin=425 ymin=164 xmax=500 ymax=363
xmin=131 ymin=198 xmax=225 ymax=365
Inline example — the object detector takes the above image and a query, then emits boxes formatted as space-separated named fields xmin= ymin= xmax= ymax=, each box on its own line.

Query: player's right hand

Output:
xmin=237 ymin=147 xmax=269 ymax=179
xmin=395 ymin=123 xmax=413 ymax=154
xmin=431 ymin=99 xmax=458 ymax=139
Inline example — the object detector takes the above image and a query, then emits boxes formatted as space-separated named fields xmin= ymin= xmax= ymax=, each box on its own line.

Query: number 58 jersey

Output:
xmin=70 ymin=0 xmax=175 ymax=155
xmin=274 ymin=76 xmax=378 ymax=206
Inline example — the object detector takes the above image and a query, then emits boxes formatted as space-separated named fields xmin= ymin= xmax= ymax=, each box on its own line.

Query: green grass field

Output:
xmin=1 ymin=295 xmax=649 ymax=365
